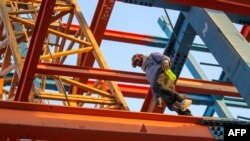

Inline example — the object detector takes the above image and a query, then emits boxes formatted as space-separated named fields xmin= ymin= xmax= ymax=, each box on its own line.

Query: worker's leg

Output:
xmin=164 ymin=100 xmax=192 ymax=116
xmin=153 ymin=71 xmax=192 ymax=113
xmin=152 ymin=72 xmax=175 ymax=103
xmin=152 ymin=84 xmax=176 ymax=106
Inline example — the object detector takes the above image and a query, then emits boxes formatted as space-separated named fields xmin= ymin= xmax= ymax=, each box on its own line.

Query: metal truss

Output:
xmin=0 ymin=0 xmax=128 ymax=110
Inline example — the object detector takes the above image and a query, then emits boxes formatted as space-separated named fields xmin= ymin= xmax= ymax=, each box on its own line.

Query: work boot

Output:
xmin=169 ymin=101 xmax=181 ymax=112
xmin=178 ymin=109 xmax=193 ymax=116
xmin=180 ymin=99 xmax=192 ymax=111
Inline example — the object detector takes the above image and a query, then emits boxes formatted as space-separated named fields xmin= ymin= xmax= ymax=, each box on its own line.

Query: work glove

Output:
xmin=162 ymin=60 xmax=170 ymax=70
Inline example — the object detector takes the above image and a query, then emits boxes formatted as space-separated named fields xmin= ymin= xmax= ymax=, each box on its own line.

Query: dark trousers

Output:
xmin=152 ymin=69 xmax=192 ymax=115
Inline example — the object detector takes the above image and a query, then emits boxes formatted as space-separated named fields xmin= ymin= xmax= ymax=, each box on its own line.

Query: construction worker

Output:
xmin=131 ymin=52 xmax=192 ymax=116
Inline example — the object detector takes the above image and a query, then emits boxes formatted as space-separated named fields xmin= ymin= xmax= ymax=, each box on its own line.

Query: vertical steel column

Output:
xmin=161 ymin=13 xmax=195 ymax=77
xmin=81 ymin=0 xmax=116 ymax=67
xmin=90 ymin=0 xmax=116 ymax=45
xmin=74 ymin=0 xmax=116 ymax=94
xmin=187 ymin=54 xmax=234 ymax=117
xmin=183 ymin=7 xmax=250 ymax=107
xmin=15 ymin=0 xmax=56 ymax=101
xmin=157 ymin=10 xmax=234 ymax=117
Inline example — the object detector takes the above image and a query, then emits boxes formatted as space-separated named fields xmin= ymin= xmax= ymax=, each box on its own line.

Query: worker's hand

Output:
xmin=162 ymin=60 xmax=170 ymax=70
xmin=157 ymin=97 xmax=165 ymax=109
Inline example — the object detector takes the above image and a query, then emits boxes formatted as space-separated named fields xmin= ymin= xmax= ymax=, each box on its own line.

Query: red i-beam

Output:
xmin=14 ymin=0 xmax=56 ymax=101
xmin=72 ymin=0 xmax=116 ymax=94
xmin=0 ymin=101 xmax=214 ymax=141
xmin=62 ymin=25 xmax=168 ymax=47
xmin=80 ymin=0 xmax=115 ymax=67
xmin=36 ymin=63 xmax=240 ymax=98
xmin=167 ymin=0 xmax=250 ymax=17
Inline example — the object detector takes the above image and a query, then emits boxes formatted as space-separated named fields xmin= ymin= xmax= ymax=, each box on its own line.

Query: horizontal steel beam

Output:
xmin=0 ymin=101 xmax=214 ymax=141
xmin=37 ymin=63 xmax=148 ymax=83
xmin=104 ymin=30 xmax=208 ymax=52
xmin=176 ymin=78 xmax=239 ymax=97
xmin=36 ymin=63 xmax=240 ymax=97
xmin=104 ymin=29 xmax=168 ymax=47
xmin=118 ymin=0 xmax=250 ymax=24
xmin=167 ymin=0 xmax=250 ymax=17
xmin=61 ymin=24 xmax=208 ymax=51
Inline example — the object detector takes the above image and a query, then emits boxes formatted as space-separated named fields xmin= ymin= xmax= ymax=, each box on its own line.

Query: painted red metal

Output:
xmin=79 ymin=0 xmax=116 ymax=67
xmin=168 ymin=0 xmax=250 ymax=17
xmin=61 ymin=24 xmax=167 ymax=47
xmin=0 ymin=101 xmax=202 ymax=123
xmin=14 ymin=0 xmax=56 ymax=101
xmin=241 ymin=25 xmax=250 ymax=42
xmin=104 ymin=29 xmax=167 ymax=47
xmin=141 ymin=89 xmax=154 ymax=112
xmin=140 ymin=88 xmax=165 ymax=113
xmin=90 ymin=0 xmax=116 ymax=44
xmin=70 ymin=0 xmax=116 ymax=94
xmin=104 ymin=29 xmax=152 ymax=45
xmin=87 ymin=80 xmax=148 ymax=98
xmin=0 ymin=101 xmax=214 ymax=141
xmin=37 ymin=63 xmax=147 ymax=83
xmin=36 ymin=63 xmax=240 ymax=97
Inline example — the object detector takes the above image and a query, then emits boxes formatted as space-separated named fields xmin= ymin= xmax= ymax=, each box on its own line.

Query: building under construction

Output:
xmin=0 ymin=0 xmax=250 ymax=140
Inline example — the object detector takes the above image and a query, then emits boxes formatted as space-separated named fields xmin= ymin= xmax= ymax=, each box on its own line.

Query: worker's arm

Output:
xmin=151 ymin=52 xmax=171 ymax=70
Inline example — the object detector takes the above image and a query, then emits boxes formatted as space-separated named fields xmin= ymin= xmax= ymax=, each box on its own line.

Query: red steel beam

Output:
xmin=80 ymin=0 xmax=116 ymax=67
xmin=241 ymin=25 xmax=250 ymax=42
xmin=90 ymin=0 xmax=115 ymax=45
xmin=36 ymin=63 xmax=240 ymax=97
xmin=61 ymin=24 xmax=168 ymax=47
xmin=73 ymin=0 xmax=116 ymax=94
xmin=15 ymin=0 xmax=56 ymax=101
xmin=0 ymin=101 xmax=214 ymax=141
xmin=167 ymin=0 xmax=250 ymax=17
xmin=87 ymin=79 xmax=147 ymax=98
xmin=140 ymin=88 xmax=165 ymax=113
xmin=104 ymin=29 xmax=167 ymax=47
xmin=37 ymin=63 xmax=147 ymax=83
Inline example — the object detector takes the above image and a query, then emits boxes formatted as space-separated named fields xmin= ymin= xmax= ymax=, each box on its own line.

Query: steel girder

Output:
xmin=167 ymin=0 xmax=250 ymax=17
xmin=182 ymin=8 xmax=250 ymax=108
xmin=0 ymin=101 xmax=214 ymax=141
xmin=119 ymin=0 xmax=250 ymax=25
xmin=36 ymin=63 xmax=240 ymax=98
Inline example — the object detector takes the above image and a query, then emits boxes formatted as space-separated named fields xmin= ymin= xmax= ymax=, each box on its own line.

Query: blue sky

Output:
xmin=79 ymin=1 xmax=250 ymax=118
